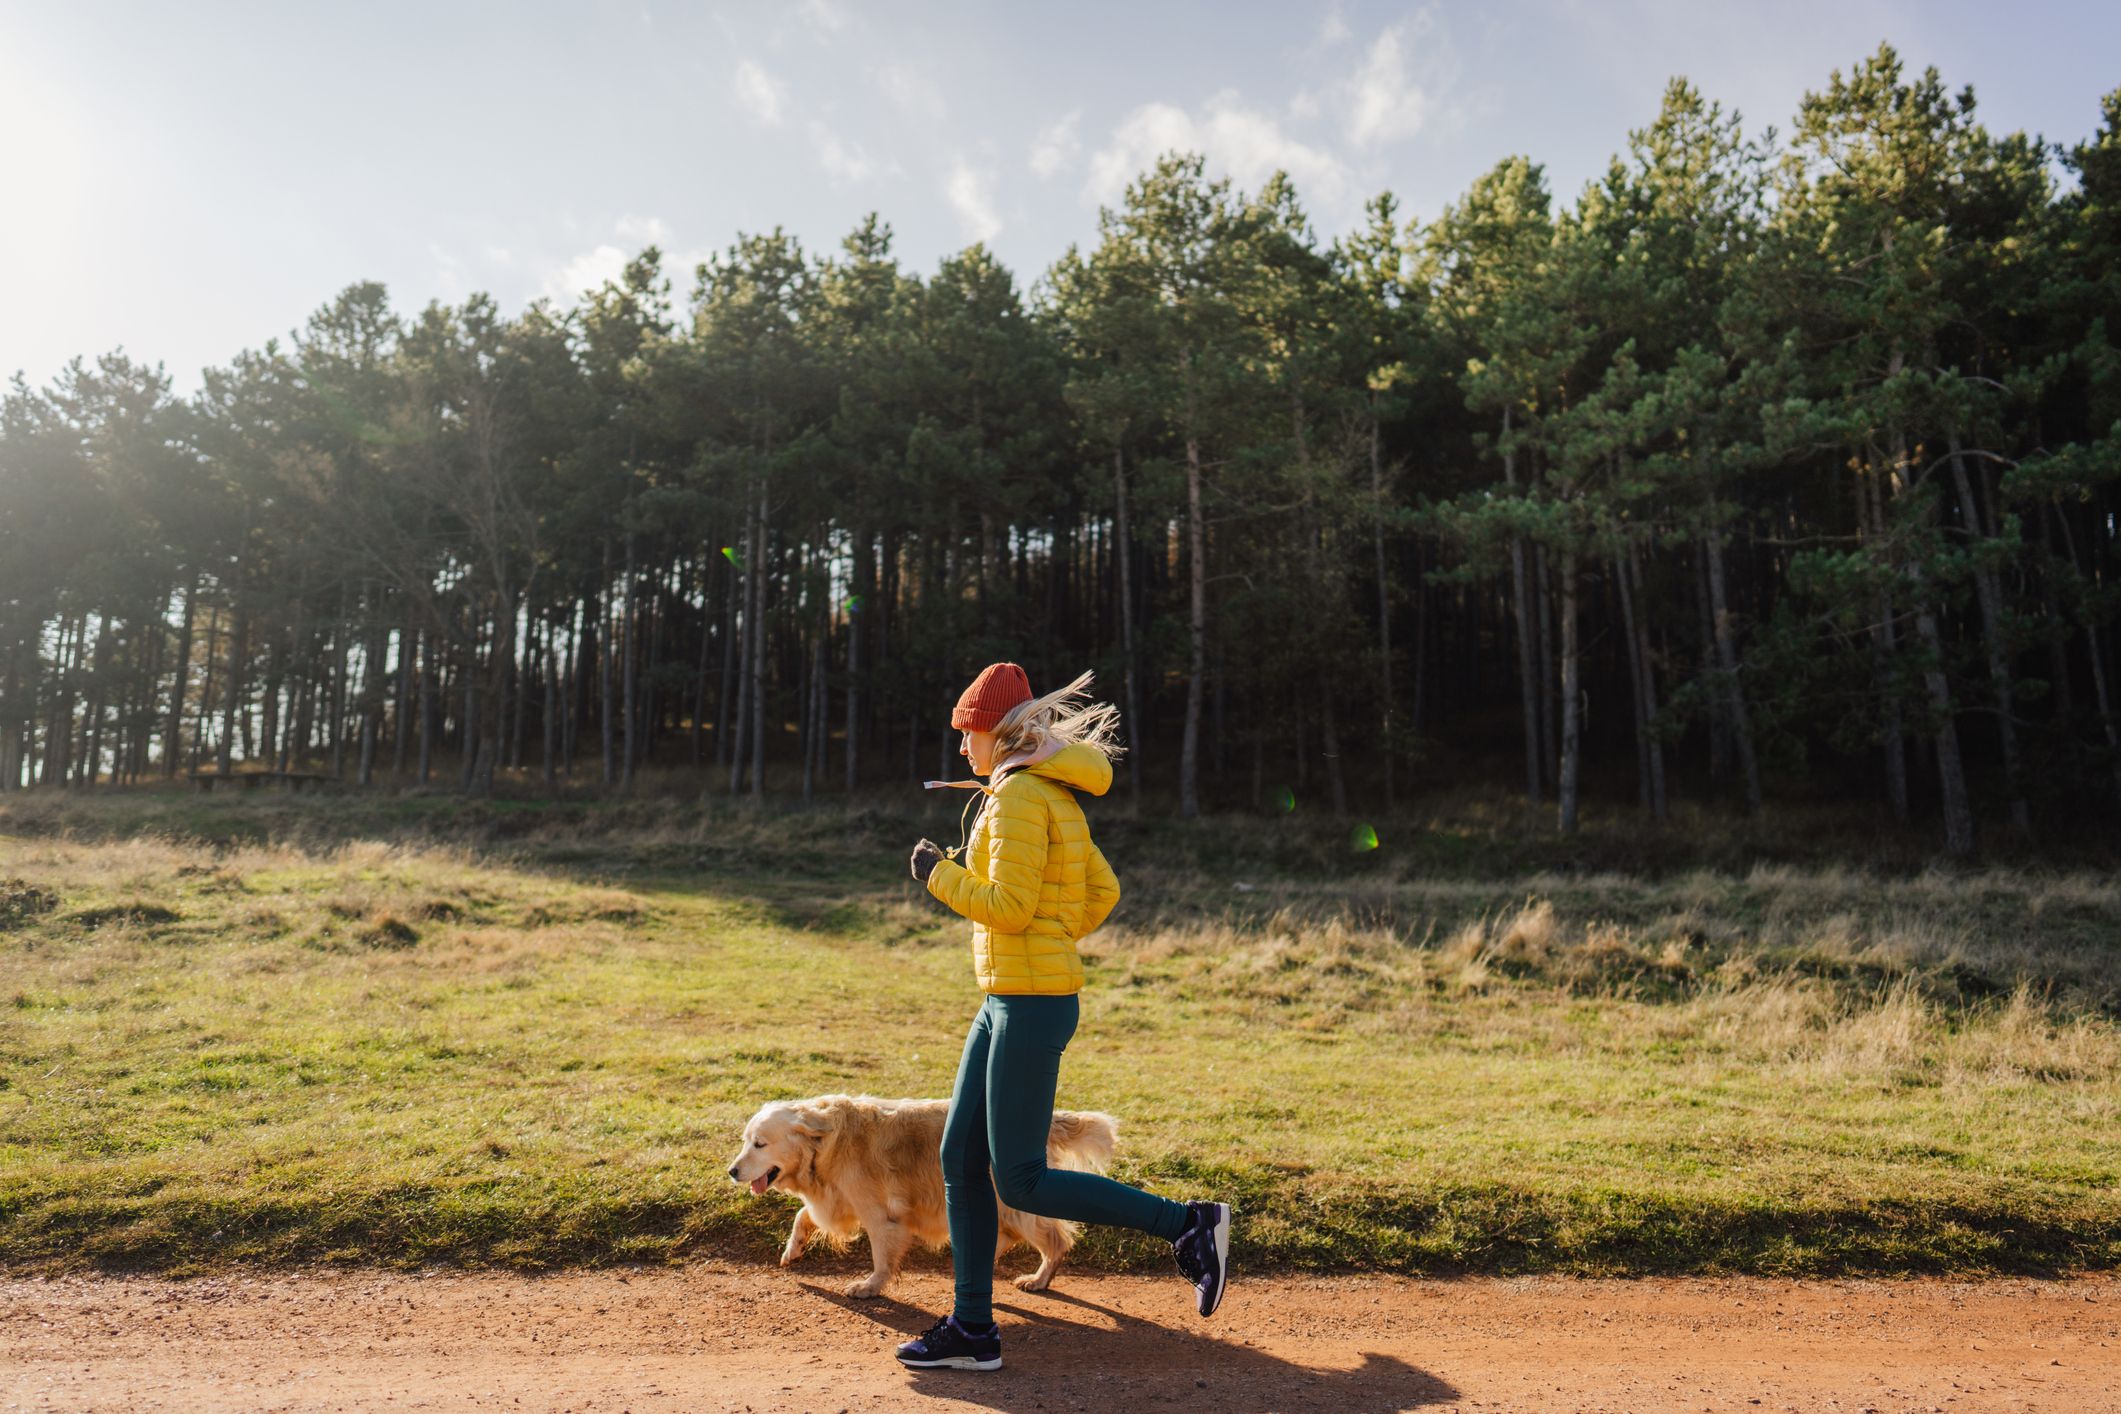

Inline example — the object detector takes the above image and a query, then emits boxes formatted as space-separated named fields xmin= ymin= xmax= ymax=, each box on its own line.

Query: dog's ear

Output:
xmin=788 ymin=1106 xmax=832 ymax=1142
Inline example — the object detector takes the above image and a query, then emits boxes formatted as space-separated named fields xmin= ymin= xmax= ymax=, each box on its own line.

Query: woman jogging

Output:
xmin=892 ymin=662 xmax=1231 ymax=1373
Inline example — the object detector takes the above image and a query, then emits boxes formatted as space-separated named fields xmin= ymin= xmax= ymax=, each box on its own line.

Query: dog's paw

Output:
xmin=1013 ymin=1272 xmax=1054 ymax=1291
xmin=778 ymin=1249 xmax=804 ymax=1267
xmin=843 ymin=1278 xmax=888 ymax=1299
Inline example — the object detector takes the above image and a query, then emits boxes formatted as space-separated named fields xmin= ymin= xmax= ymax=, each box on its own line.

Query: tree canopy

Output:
xmin=5 ymin=45 xmax=2118 ymax=854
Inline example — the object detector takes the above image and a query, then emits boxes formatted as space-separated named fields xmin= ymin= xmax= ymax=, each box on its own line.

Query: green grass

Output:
xmin=1 ymin=785 xmax=2117 ymax=1277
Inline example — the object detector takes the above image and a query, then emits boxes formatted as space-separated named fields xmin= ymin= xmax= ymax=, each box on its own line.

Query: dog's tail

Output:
xmin=1046 ymin=1110 xmax=1119 ymax=1174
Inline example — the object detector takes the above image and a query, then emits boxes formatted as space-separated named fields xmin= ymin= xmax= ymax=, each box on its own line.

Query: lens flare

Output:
xmin=1350 ymin=822 xmax=1380 ymax=852
xmin=844 ymin=593 xmax=865 ymax=612
xmin=720 ymin=546 xmax=743 ymax=570
xmin=1271 ymin=785 xmax=1295 ymax=813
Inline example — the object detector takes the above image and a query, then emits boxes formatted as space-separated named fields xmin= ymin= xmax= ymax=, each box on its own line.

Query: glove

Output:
xmin=910 ymin=838 xmax=945 ymax=883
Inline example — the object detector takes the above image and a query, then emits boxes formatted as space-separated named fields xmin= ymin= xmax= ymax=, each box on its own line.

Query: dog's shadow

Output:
xmin=796 ymin=1281 xmax=1459 ymax=1413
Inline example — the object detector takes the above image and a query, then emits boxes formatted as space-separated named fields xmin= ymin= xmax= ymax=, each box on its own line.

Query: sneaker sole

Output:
xmin=896 ymin=1355 xmax=1003 ymax=1371
xmin=1201 ymin=1202 xmax=1231 ymax=1318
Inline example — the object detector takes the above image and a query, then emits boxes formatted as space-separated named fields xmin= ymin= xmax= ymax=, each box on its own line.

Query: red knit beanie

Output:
xmin=952 ymin=662 xmax=1033 ymax=733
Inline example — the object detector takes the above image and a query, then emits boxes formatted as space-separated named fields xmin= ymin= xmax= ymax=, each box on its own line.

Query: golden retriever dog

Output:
xmin=727 ymin=1093 xmax=1118 ymax=1299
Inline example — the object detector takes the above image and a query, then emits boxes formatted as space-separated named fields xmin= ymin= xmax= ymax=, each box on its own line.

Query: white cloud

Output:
xmin=1084 ymin=93 xmax=1348 ymax=209
xmin=484 ymin=245 xmax=515 ymax=265
xmin=799 ymin=0 xmax=847 ymax=37
xmin=945 ymin=160 xmax=1003 ymax=243
xmin=810 ymin=121 xmax=884 ymax=182
xmin=615 ymin=213 xmax=673 ymax=245
xmin=877 ymin=62 xmax=946 ymax=120
xmin=1288 ymin=89 xmax=1321 ymax=120
xmin=1029 ymin=111 xmax=1081 ymax=178
xmin=1343 ymin=15 xmax=1439 ymax=147
xmin=733 ymin=59 xmax=786 ymax=127
xmin=544 ymin=244 xmax=628 ymax=302
xmin=1317 ymin=10 xmax=1353 ymax=46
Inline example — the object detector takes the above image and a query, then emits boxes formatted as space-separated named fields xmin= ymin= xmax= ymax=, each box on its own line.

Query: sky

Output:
xmin=4 ymin=0 xmax=2117 ymax=397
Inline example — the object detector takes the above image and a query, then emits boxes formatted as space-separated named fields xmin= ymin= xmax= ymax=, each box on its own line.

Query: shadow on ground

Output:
xmin=800 ymin=1281 xmax=1460 ymax=1413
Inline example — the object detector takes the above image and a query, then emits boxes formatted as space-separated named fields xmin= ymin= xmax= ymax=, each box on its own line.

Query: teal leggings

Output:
xmin=940 ymin=992 xmax=1190 ymax=1325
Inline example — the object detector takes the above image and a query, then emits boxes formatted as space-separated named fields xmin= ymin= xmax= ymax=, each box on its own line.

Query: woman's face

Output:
xmin=960 ymin=729 xmax=997 ymax=776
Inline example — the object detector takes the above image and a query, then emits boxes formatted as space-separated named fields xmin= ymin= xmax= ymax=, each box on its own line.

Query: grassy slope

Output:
xmin=1 ymin=787 xmax=2116 ymax=1276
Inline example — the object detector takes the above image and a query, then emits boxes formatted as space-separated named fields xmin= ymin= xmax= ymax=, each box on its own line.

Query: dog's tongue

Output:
xmin=749 ymin=1175 xmax=770 ymax=1196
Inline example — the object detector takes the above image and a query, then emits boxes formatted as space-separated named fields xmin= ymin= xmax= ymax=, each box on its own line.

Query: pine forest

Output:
xmin=6 ymin=47 xmax=2121 ymax=856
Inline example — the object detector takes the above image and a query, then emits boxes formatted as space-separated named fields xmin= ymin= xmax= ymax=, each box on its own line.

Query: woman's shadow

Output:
xmin=798 ymin=1282 xmax=1459 ymax=1413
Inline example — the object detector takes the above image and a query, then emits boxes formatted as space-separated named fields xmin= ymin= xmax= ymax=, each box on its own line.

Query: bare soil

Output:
xmin=2 ymin=1265 xmax=2115 ymax=1413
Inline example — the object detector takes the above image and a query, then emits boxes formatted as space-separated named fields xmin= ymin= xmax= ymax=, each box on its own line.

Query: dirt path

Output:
xmin=1 ymin=1266 xmax=2114 ymax=1413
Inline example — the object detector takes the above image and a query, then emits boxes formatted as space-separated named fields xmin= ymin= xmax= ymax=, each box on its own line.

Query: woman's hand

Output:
xmin=910 ymin=838 xmax=944 ymax=883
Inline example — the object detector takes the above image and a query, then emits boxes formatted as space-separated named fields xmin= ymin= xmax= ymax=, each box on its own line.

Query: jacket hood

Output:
xmin=1013 ymin=741 xmax=1113 ymax=797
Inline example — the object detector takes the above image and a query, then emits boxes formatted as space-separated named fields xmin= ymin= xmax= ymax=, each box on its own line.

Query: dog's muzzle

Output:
xmin=737 ymin=1165 xmax=780 ymax=1196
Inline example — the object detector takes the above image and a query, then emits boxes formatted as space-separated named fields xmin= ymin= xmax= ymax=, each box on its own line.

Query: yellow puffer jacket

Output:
xmin=924 ymin=743 xmax=1120 ymax=995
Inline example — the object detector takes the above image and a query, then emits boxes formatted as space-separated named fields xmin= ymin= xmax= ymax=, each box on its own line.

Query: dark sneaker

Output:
xmin=1171 ymin=1199 xmax=1231 ymax=1317
xmin=895 ymin=1315 xmax=1002 ymax=1371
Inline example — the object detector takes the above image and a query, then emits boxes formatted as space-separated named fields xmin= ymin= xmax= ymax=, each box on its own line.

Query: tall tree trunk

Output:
xmin=1113 ymin=446 xmax=1143 ymax=807
xmin=165 ymin=574 xmax=197 ymax=776
xmin=1180 ymin=423 xmax=1207 ymax=820
xmin=803 ymin=541 xmax=826 ymax=807
xmin=1411 ymin=540 xmax=1430 ymax=741
xmin=507 ymin=611 xmax=529 ymax=773
xmin=1616 ymin=546 xmax=1654 ymax=814
xmin=1502 ymin=407 xmax=1542 ymax=804
xmin=82 ymin=618 xmax=110 ymax=786
xmin=562 ymin=600 xmax=581 ymax=774
xmin=845 ymin=527 xmax=865 ymax=794
xmin=1626 ymin=539 xmax=1668 ymax=820
xmin=2035 ymin=505 xmax=2077 ymax=725
xmin=1369 ymin=401 xmax=1395 ymax=807
xmin=1557 ymin=546 xmax=1582 ymax=835
xmin=259 ymin=644 xmax=281 ymax=775
xmin=691 ymin=555 xmax=711 ymax=768
xmin=797 ymin=541 xmax=814 ymax=804
xmin=2086 ymin=606 xmax=2121 ymax=813
xmin=358 ymin=618 xmax=383 ymax=788
xmin=1291 ymin=392 xmax=1346 ymax=817
xmin=1891 ymin=416 xmax=1971 ymax=855
xmin=460 ymin=617 xmax=479 ymax=791
xmin=727 ymin=535 xmax=752 ymax=795
xmin=2 ymin=639 xmax=22 ymax=790
xmin=542 ymin=618 xmax=559 ymax=792
xmin=330 ymin=589 xmax=350 ymax=780
xmin=417 ymin=628 xmax=434 ymax=785
xmin=1703 ymin=496 xmax=1762 ymax=813
xmin=1534 ymin=542 xmax=1558 ymax=794
xmin=394 ymin=613 xmax=414 ymax=777
xmin=1914 ymin=595 xmax=1974 ymax=856
xmin=977 ymin=508 xmax=993 ymax=634
xmin=473 ymin=592 xmax=514 ymax=797
xmin=142 ymin=627 xmax=164 ymax=782
xmin=717 ymin=557 xmax=738 ymax=778
xmin=621 ymin=530 xmax=638 ymax=790
xmin=1694 ymin=546 xmax=1732 ymax=782
xmin=288 ymin=640 xmax=312 ymax=773
xmin=1949 ymin=435 xmax=2027 ymax=832
xmin=1861 ymin=457 xmax=1910 ymax=821
xmin=193 ymin=603 xmax=219 ymax=772
xmin=2049 ymin=498 xmax=2121 ymax=811
xmin=749 ymin=477 xmax=768 ymax=799
xmin=39 ymin=618 xmax=68 ymax=786
xmin=599 ymin=583 xmax=616 ymax=788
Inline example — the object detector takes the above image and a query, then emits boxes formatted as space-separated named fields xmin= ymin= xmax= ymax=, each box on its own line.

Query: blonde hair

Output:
xmin=989 ymin=670 xmax=1126 ymax=768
